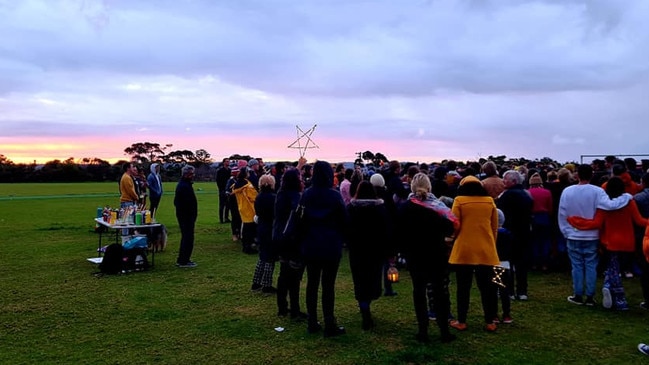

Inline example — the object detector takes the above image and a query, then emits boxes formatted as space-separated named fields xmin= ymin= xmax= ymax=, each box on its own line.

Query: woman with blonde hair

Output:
xmin=251 ymin=174 xmax=278 ymax=294
xmin=397 ymin=172 xmax=458 ymax=343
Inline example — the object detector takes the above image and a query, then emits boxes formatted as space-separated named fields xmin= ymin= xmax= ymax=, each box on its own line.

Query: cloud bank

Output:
xmin=1 ymin=0 xmax=648 ymax=164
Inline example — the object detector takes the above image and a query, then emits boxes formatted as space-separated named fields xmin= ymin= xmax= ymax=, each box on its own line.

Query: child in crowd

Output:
xmin=495 ymin=209 xmax=514 ymax=324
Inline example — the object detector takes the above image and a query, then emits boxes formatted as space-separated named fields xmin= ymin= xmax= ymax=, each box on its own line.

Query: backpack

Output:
xmin=99 ymin=243 xmax=124 ymax=275
xmin=124 ymin=248 xmax=149 ymax=272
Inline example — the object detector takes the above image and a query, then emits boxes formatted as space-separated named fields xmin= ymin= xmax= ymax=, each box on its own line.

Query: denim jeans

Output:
xmin=567 ymin=239 xmax=599 ymax=297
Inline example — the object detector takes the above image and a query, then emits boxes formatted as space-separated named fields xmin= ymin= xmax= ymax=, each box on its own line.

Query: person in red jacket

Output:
xmin=568 ymin=177 xmax=647 ymax=310
xmin=528 ymin=173 xmax=553 ymax=272
xmin=601 ymin=163 xmax=642 ymax=195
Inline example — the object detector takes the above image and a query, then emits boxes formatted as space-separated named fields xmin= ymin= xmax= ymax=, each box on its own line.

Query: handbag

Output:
xmin=282 ymin=204 xmax=305 ymax=242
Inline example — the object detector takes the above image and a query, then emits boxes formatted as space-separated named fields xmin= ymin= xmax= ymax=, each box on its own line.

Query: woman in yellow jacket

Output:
xmin=232 ymin=167 xmax=258 ymax=254
xmin=448 ymin=176 xmax=501 ymax=332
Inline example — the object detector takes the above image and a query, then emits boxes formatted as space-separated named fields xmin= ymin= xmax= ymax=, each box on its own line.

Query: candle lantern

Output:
xmin=387 ymin=265 xmax=399 ymax=283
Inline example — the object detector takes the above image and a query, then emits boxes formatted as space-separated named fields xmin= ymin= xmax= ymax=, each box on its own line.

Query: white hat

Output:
xmin=369 ymin=173 xmax=385 ymax=187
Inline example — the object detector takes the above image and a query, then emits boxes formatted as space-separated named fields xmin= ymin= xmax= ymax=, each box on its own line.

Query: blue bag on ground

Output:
xmin=123 ymin=236 xmax=148 ymax=250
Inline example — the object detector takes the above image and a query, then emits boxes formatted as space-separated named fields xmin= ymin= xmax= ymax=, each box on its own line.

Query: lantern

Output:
xmin=492 ymin=266 xmax=506 ymax=288
xmin=387 ymin=266 xmax=399 ymax=283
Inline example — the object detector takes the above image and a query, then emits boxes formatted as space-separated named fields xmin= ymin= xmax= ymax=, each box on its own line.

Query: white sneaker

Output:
xmin=518 ymin=294 xmax=528 ymax=301
xmin=638 ymin=343 xmax=649 ymax=356
xmin=602 ymin=287 xmax=612 ymax=309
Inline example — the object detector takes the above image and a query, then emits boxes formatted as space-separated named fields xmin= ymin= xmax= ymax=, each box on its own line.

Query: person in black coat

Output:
xmin=398 ymin=173 xmax=457 ymax=343
xmin=273 ymin=168 xmax=307 ymax=320
xmin=226 ymin=174 xmax=241 ymax=241
xmin=174 ymin=165 xmax=198 ymax=267
xmin=347 ymin=180 xmax=392 ymax=330
xmin=299 ymin=161 xmax=349 ymax=337
xmin=215 ymin=158 xmax=232 ymax=224
xmin=497 ymin=170 xmax=534 ymax=300
xmin=369 ymin=173 xmax=398 ymax=296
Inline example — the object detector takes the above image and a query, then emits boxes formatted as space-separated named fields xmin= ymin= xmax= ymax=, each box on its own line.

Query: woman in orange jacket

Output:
xmin=568 ymin=177 xmax=647 ymax=310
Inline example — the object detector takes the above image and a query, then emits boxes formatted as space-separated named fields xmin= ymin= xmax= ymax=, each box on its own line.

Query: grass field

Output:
xmin=1 ymin=182 xmax=648 ymax=364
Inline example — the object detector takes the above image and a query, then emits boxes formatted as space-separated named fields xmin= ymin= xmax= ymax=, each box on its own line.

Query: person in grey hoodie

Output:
xmin=147 ymin=163 xmax=163 ymax=217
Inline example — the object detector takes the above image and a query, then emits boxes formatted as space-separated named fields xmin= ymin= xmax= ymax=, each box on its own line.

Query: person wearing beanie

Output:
xmin=496 ymin=170 xmax=533 ymax=301
xmin=459 ymin=175 xmax=480 ymax=186
xmin=449 ymin=175 xmax=500 ymax=332
xmin=247 ymin=159 xmax=261 ymax=190
xmin=398 ymin=173 xmax=458 ymax=343
xmin=369 ymin=173 xmax=385 ymax=188
xmin=528 ymin=173 xmax=553 ymax=272
xmin=298 ymin=161 xmax=349 ymax=337
xmin=564 ymin=163 xmax=576 ymax=172
xmin=529 ymin=173 xmax=543 ymax=187
xmin=369 ymin=171 xmax=399 ymax=297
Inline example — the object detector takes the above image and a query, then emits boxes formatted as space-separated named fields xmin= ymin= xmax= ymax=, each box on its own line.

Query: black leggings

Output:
xmin=305 ymin=258 xmax=340 ymax=325
xmin=454 ymin=264 xmax=498 ymax=324
xmin=409 ymin=258 xmax=451 ymax=335
xmin=277 ymin=261 xmax=305 ymax=314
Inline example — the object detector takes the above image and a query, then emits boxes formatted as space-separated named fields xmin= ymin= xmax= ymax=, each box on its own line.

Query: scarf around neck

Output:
xmin=408 ymin=192 xmax=460 ymax=231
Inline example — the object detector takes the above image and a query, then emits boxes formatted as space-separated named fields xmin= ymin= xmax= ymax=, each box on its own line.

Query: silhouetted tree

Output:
xmin=194 ymin=149 xmax=212 ymax=167
xmin=165 ymin=150 xmax=195 ymax=164
xmin=81 ymin=157 xmax=112 ymax=182
xmin=124 ymin=142 xmax=170 ymax=164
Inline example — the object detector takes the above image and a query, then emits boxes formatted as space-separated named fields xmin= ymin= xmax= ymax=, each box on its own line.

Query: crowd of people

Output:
xmin=123 ymin=154 xmax=649 ymax=353
xmin=212 ymin=155 xmax=649 ymax=346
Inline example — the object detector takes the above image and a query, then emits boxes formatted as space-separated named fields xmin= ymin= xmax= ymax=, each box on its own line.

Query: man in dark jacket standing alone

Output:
xmin=175 ymin=165 xmax=198 ymax=268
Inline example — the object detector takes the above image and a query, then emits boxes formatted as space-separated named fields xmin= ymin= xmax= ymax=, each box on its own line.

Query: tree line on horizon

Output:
xmin=0 ymin=142 xmax=569 ymax=183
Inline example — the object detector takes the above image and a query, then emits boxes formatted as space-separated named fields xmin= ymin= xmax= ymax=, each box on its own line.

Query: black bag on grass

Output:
xmin=99 ymin=243 xmax=124 ymax=275
xmin=124 ymin=248 xmax=149 ymax=272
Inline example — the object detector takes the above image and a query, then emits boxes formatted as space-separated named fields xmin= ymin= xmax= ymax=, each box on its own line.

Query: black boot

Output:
xmin=440 ymin=330 xmax=457 ymax=343
xmin=437 ymin=316 xmax=456 ymax=343
xmin=361 ymin=308 xmax=374 ymax=330
xmin=307 ymin=315 xmax=322 ymax=334
xmin=324 ymin=317 xmax=346 ymax=338
xmin=415 ymin=323 xmax=429 ymax=343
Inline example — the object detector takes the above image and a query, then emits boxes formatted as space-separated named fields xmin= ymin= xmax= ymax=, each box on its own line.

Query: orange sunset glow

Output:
xmin=2 ymin=135 xmax=443 ymax=165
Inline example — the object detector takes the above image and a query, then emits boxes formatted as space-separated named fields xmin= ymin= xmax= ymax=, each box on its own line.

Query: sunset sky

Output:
xmin=2 ymin=0 xmax=649 ymax=165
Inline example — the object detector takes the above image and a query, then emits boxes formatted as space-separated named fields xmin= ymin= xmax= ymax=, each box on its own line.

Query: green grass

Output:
xmin=1 ymin=182 xmax=648 ymax=364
